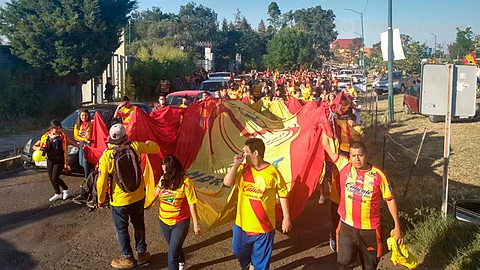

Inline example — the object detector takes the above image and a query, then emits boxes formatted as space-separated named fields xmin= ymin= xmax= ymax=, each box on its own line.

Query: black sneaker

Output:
xmin=72 ymin=194 xmax=88 ymax=205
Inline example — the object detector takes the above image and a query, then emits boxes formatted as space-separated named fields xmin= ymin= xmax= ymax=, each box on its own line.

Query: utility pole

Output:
xmin=430 ymin=33 xmax=437 ymax=58
xmin=345 ymin=8 xmax=365 ymax=79
xmin=387 ymin=0 xmax=394 ymax=122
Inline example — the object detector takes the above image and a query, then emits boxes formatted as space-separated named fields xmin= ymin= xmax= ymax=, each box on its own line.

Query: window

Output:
xmin=408 ymin=86 xmax=419 ymax=97
xmin=61 ymin=109 xmax=111 ymax=129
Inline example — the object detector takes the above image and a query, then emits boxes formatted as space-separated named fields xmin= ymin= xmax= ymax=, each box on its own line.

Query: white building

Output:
xmin=82 ymin=33 xmax=127 ymax=104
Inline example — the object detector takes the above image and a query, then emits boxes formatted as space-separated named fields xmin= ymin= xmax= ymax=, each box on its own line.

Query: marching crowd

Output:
xmin=32 ymin=68 xmax=403 ymax=270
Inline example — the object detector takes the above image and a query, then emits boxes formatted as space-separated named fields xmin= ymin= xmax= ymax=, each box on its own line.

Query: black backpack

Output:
xmin=111 ymin=142 xmax=142 ymax=193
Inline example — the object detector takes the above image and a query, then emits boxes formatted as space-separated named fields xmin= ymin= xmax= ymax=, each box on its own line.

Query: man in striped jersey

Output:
xmin=321 ymin=132 xmax=403 ymax=270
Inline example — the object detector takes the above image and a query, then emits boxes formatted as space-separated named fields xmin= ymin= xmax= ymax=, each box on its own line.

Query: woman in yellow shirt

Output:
xmin=74 ymin=109 xmax=92 ymax=179
xmin=154 ymin=155 xmax=200 ymax=270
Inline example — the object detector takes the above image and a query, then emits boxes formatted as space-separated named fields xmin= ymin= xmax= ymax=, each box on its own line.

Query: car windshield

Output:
xmin=209 ymin=73 xmax=230 ymax=78
xmin=380 ymin=72 xmax=403 ymax=81
xmin=200 ymin=81 xmax=224 ymax=92
xmin=167 ymin=95 xmax=196 ymax=106
xmin=61 ymin=109 xmax=111 ymax=129
xmin=337 ymin=77 xmax=351 ymax=83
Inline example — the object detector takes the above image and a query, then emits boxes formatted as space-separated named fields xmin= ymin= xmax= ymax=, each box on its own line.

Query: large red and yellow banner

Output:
xmin=86 ymin=98 xmax=334 ymax=230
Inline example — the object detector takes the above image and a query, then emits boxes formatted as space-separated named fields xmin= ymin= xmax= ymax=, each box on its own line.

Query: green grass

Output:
xmin=358 ymin=89 xmax=480 ymax=269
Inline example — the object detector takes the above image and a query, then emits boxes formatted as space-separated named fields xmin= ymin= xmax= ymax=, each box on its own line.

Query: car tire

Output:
xmin=429 ymin=115 xmax=441 ymax=123
xmin=403 ymin=103 xmax=411 ymax=114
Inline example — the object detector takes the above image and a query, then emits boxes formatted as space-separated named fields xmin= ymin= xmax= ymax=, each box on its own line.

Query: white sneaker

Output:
xmin=179 ymin=262 xmax=185 ymax=270
xmin=62 ymin=188 xmax=70 ymax=200
xmin=49 ymin=194 xmax=63 ymax=202
xmin=318 ymin=195 xmax=325 ymax=205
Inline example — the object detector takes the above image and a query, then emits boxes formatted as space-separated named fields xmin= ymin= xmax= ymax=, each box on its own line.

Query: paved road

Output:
xmin=0 ymin=130 xmax=44 ymax=158
xmin=0 ymin=169 xmax=397 ymax=270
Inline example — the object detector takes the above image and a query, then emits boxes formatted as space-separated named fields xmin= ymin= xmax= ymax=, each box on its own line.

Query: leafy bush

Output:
xmin=127 ymin=44 xmax=194 ymax=101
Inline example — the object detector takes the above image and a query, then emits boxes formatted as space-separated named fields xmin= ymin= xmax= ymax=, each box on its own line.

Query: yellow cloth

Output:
xmin=387 ymin=230 xmax=418 ymax=269
xmin=97 ymin=141 xmax=160 ymax=207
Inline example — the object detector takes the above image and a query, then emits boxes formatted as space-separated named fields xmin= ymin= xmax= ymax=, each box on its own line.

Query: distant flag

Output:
xmin=273 ymin=68 xmax=279 ymax=81
xmin=462 ymin=52 xmax=478 ymax=66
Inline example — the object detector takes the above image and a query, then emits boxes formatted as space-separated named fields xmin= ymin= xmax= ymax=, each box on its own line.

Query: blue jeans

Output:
xmin=159 ymin=218 xmax=190 ymax=270
xmin=110 ymin=198 xmax=146 ymax=258
xmin=232 ymin=225 xmax=275 ymax=270
xmin=78 ymin=142 xmax=90 ymax=179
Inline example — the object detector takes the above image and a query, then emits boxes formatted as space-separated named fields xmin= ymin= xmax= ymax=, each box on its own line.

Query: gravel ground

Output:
xmin=0 ymin=169 xmax=400 ymax=270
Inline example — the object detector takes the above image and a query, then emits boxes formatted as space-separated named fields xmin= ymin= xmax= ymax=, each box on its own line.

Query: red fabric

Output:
xmin=84 ymin=97 xmax=340 ymax=225
xmin=84 ymin=112 xmax=108 ymax=165
xmin=285 ymin=98 xmax=304 ymax=114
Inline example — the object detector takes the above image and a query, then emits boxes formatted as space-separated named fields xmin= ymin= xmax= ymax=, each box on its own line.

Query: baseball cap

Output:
xmin=109 ymin=123 xmax=126 ymax=144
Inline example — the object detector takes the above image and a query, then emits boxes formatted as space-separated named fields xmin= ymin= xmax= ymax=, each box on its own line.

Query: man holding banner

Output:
xmin=321 ymin=132 xmax=403 ymax=270
xmin=224 ymin=138 xmax=291 ymax=270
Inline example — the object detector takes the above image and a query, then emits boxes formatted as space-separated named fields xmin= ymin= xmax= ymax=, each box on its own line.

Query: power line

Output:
xmin=363 ymin=0 xmax=369 ymax=14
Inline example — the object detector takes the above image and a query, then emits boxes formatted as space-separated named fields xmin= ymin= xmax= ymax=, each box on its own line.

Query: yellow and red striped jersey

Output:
xmin=157 ymin=177 xmax=198 ymax=226
xmin=234 ymin=163 xmax=288 ymax=233
xmin=335 ymin=155 xmax=394 ymax=230
xmin=118 ymin=106 xmax=135 ymax=126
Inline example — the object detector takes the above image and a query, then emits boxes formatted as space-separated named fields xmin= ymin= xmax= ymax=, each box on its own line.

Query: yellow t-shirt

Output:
xmin=234 ymin=163 xmax=288 ymax=233
xmin=97 ymin=141 xmax=160 ymax=207
xmin=118 ymin=106 xmax=135 ymax=126
xmin=158 ymin=177 xmax=198 ymax=226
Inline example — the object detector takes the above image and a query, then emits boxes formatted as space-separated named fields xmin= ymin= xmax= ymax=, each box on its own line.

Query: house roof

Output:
xmin=332 ymin=39 xmax=354 ymax=49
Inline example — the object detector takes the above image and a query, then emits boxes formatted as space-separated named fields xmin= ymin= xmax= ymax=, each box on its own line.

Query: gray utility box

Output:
xmin=420 ymin=64 xmax=477 ymax=117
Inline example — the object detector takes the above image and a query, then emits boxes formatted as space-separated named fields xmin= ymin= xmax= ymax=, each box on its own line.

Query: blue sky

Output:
xmin=137 ymin=0 xmax=479 ymax=49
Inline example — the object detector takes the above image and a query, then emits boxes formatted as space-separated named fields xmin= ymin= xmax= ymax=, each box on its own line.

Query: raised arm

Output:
xmin=223 ymin=153 xmax=243 ymax=187
xmin=321 ymin=131 xmax=339 ymax=161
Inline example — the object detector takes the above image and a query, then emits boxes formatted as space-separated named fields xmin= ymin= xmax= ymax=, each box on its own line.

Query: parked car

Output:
xmin=21 ymin=103 xmax=152 ymax=172
xmin=374 ymin=70 xmax=410 ymax=95
xmin=454 ymin=200 xmax=480 ymax=225
xmin=208 ymin=72 xmax=231 ymax=80
xmin=336 ymin=75 xmax=353 ymax=90
xmin=402 ymin=81 xmax=480 ymax=122
xmin=339 ymin=69 xmax=354 ymax=76
xmin=200 ymin=78 xmax=230 ymax=92
xmin=402 ymin=80 xmax=421 ymax=114
xmin=166 ymin=90 xmax=205 ymax=107
xmin=351 ymin=74 xmax=365 ymax=84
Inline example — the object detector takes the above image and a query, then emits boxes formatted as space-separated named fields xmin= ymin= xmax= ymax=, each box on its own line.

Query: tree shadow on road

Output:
xmin=0 ymin=202 xmax=77 ymax=234
xmin=0 ymin=238 xmax=37 ymax=269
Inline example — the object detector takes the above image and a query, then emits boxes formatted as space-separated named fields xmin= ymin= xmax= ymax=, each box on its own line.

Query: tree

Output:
xmin=236 ymin=30 xmax=266 ymax=70
xmin=0 ymin=0 xmax=136 ymax=105
xmin=221 ymin=18 xmax=229 ymax=32
xmin=449 ymin=27 xmax=475 ymax=60
xmin=292 ymin=6 xmax=338 ymax=59
xmin=264 ymin=28 xmax=315 ymax=72
xmin=267 ymin=1 xmax=282 ymax=31
xmin=258 ymin=19 xmax=267 ymax=38
xmin=396 ymin=34 xmax=425 ymax=74
xmin=178 ymin=2 xmax=218 ymax=53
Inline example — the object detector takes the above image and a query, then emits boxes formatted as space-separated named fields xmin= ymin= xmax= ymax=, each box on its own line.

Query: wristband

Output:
xmin=195 ymin=224 xmax=201 ymax=228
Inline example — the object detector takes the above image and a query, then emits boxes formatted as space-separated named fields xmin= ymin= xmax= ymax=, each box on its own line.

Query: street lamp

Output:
xmin=345 ymin=8 xmax=365 ymax=79
xmin=430 ymin=33 xmax=437 ymax=58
